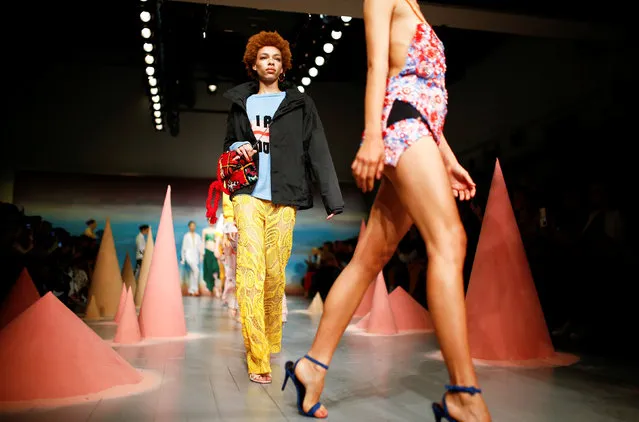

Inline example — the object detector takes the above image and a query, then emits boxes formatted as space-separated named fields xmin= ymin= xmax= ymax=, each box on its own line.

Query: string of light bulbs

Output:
xmin=296 ymin=15 xmax=352 ymax=93
xmin=139 ymin=0 xmax=164 ymax=131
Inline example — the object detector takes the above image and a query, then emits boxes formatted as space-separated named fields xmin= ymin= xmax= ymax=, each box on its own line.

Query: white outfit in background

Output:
xmin=181 ymin=232 xmax=203 ymax=295
xmin=282 ymin=292 xmax=288 ymax=323
xmin=135 ymin=232 xmax=146 ymax=278
xmin=135 ymin=232 xmax=146 ymax=261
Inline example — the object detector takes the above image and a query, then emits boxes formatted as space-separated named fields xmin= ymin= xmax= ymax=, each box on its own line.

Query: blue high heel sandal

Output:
xmin=282 ymin=354 xmax=329 ymax=418
xmin=432 ymin=385 xmax=482 ymax=422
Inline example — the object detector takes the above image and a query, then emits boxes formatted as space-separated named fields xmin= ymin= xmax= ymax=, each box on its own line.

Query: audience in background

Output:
xmin=0 ymin=202 xmax=99 ymax=311
xmin=301 ymin=177 xmax=632 ymax=358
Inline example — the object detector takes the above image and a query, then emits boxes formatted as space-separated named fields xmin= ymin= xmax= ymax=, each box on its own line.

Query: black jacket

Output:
xmin=222 ymin=81 xmax=344 ymax=215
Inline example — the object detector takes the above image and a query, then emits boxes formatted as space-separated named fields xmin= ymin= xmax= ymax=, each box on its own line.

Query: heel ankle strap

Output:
xmin=304 ymin=354 xmax=329 ymax=370
xmin=445 ymin=385 xmax=482 ymax=395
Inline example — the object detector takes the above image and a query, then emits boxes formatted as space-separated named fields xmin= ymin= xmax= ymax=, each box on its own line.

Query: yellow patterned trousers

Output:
xmin=232 ymin=195 xmax=296 ymax=375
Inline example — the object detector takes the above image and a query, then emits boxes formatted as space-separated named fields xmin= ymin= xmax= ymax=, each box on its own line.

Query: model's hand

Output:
xmin=447 ymin=162 xmax=476 ymax=201
xmin=237 ymin=143 xmax=256 ymax=161
xmin=352 ymin=133 xmax=385 ymax=193
xmin=326 ymin=213 xmax=335 ymax=221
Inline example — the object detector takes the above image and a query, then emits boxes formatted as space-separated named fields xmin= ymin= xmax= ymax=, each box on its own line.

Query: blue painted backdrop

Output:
xmin=13 ymin=172 xmax=367 ymax=284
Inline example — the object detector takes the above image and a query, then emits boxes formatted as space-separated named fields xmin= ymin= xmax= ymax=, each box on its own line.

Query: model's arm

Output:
xmin=222 ymin=105 xmax=237 ymax=152
xmin=437 ymin=134 xmax=460 ymax=168
xmin=352 ymin=0 xmax=395 ymax=192
xmin=363 ymin=0 xmax=394 ymax=139
xmin=305 ymin=96 xmax=344 ymax=216
xmin=223 ymin=104 xmax=251 ymax=151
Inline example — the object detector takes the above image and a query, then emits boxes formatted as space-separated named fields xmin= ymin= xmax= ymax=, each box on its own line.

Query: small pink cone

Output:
xmin=356 ymin=273 xmax=397 ymax=335
xmin=388 ymin=287 xmax=434 ymax=332
xmin=114 ymin=283 xmax=127 ymax=324
xmin=114 ymin=288 xmax=141 ymax=344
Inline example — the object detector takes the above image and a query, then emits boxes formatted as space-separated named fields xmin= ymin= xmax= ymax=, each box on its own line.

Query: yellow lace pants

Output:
xmin=232 ymin=195 xmax=296 ymax=375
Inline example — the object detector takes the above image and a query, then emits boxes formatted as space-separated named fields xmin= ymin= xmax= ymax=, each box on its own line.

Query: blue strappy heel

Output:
xmin=432 ymin=385 xmax=482 ymax=422
xmin=282 ymin=354 xmax=329 ymax=418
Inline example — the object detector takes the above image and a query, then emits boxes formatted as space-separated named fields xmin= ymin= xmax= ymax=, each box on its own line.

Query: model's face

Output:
xmin=188 ymin=223 xmax=196 ymax=232
xmin=253 ymin=46 xmax=283 ymax=83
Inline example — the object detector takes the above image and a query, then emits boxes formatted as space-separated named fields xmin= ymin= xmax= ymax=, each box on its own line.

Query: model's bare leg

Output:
xmin=294 ymin=179 xmax=413 ymax=417
xmin=385 ymin=138 xmax=490 ymax=421
xmin=295 ymin=136 xmax=490 ymax=421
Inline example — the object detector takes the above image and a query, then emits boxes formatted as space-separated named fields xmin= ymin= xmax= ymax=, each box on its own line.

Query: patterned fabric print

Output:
xmin=218 ymin=151 xmax=258 ymax=194
xmin=232 ymin=195 xmax=296 ymax=375
xmin=379 ymin=23 xmax=448 ymax=167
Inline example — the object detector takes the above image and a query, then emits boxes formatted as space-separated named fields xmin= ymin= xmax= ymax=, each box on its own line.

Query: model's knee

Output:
xmin=351 ymin=244 xmax=395 ymax=278
xmin=428 ymin=222 xmax=466 ymax=265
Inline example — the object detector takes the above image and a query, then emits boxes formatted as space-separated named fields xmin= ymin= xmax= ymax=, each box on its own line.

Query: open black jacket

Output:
xmin=222 ymin=81 xmax=344 ymax=215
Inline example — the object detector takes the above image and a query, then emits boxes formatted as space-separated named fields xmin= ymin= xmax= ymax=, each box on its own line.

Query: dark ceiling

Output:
xmin=5 ymin=0 xmax=626 ymax=129
xmin=157 ymin=2 xmax=512 ymax=89
xmin=426 ymin=0 xmax=624 ymax=23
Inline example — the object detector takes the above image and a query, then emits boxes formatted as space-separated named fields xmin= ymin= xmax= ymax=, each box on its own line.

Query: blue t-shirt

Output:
xmin=230 ymin=92 xmax=286 ymax=202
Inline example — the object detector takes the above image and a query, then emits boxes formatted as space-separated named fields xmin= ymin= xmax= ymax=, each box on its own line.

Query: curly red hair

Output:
xmin=243 ymin=31 xmax=293 ymax=79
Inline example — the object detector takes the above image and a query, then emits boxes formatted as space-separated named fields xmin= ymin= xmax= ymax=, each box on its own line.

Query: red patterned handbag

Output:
xmin=205 ymin=145 xmax=258 ymax=224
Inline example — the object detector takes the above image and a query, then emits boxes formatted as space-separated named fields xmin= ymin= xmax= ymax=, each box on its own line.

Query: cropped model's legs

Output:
xmin=294 ymin=136 xmax=488 ymax=420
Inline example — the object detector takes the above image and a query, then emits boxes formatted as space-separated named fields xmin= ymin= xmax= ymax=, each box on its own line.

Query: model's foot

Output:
xmin=294 ymin=357 xmax=328 ymax=418
xmin=441 ymin=391 xmax=491 ymax=422
xmin=249 ymin=373 xmax=272 ymax=384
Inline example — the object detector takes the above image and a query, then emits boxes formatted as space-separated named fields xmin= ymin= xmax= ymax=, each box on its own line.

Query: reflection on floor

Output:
xmin=3 ymin=296 xmax=639 ymax=421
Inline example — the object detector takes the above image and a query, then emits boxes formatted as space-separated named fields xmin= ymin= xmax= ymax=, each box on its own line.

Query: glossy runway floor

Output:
xmin=2 ymin=296 xmax=638 ymax=421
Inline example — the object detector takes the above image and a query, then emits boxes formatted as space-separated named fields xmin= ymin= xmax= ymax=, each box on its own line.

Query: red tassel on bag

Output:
xmin=207 ymin=148 xmax=258 ymax=223
xmin=205 ymin=179 xmax=224 ymax=224
xmin=205 ymin=158 xmax=228 ymax=224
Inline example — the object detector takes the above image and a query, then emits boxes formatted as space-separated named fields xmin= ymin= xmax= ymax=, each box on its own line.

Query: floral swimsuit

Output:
xmin=373 ymin=2 xmax=448 ymax=167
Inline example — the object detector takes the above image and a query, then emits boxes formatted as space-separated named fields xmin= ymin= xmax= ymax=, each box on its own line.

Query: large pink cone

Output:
xmin=0 ymin=293 xmax=142 ymax=402
xmin=138 ymin=186 xmax=187 ymax=338
xmin=0 ymin=269 xmax=40 ymax=330
xmin=388 ymin=287 xmax=434 ymax=332
xmin=466 ymin=160 xmax=555 ymax=361
xmin=353 ymin=220 xmax=374 ymax=318
xmin=356 ymin=272 xmax=398 ymax=335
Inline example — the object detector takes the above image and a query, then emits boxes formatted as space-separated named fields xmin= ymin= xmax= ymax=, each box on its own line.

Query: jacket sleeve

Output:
xmin=304 ymin=96 xmax=344 ymax=216
xmin=223 ymin=104 xmax=239 ymax=152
